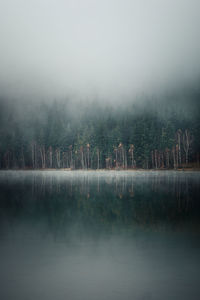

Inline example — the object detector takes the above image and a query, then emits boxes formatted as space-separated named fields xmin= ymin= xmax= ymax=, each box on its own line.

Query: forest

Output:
xmin=0 ymin=91 xmax=199 ymax=170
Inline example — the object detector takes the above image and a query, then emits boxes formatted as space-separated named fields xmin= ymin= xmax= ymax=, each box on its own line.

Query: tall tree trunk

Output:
xmin=86 ymin=144 xmax=90 ymax=169
xmin=97 ymin=148 xmax=100 ymax=169
xmin=165 ymin=148 xmax=170 ymax=168
xmin=183 ymin=129 xmax=193 ymax=165
xmin=106 ymin=157 xmax=111 ymax=169
xmin=158 ymin=152 xmax=161 ymax=169
xmin=69 ymin=145 xmax=73 ymax=169
xmin=80 ymin=147 xmax=85 ymax=169
xmin=176 ymin=129 xmax=182 ymax=165
xmin=21 ymin=146 xmax=25 ymax=169
xmin=125 ymin=150 xmax=127 ymax=169
xmin=151 ymin=151 xmax=154 ymax=169
xmin=172 ymin=147 xmax=176 ymax=169
xmin=49 ymin=146 xmax=53 ymax=168
xmin=129 ymin=144 xmax=134 ymax=168
xmin=56 ymin=148 xmax=61 ymax=168
xmin=39 ymin=145 xmax=46 ymax=169
xmin=114 ymin=148 xmax=118 ymax=168
xmin=160 ymin=152 xmax=162 ymax=168
xmin=31 ymin=142 xmax=36 ymax=169
xmin=154 ymin=150 xmax=158 ymax=169
xmin=176 ymin=144 xmax=179 ymax=168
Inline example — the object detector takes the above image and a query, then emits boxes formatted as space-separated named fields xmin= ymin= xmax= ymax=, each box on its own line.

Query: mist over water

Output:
xmin=0 ymin=171 xmax=200 ymax=300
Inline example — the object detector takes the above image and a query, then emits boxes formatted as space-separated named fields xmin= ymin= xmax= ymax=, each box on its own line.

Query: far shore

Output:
xmin=1 ymin=167 xmax=200 ymax=172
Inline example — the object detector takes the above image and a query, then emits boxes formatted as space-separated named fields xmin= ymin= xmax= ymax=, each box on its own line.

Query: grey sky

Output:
xmin=0 ymin=0 xmax=199 ymax=101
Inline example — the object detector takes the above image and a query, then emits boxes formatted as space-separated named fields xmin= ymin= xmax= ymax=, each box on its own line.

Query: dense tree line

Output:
xmin=0 ymin=94 xmax=199 ymax=170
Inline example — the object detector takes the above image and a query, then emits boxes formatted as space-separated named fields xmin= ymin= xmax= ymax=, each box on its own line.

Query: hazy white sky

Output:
xmin=0 ymin=0 xmax=199 ymax=101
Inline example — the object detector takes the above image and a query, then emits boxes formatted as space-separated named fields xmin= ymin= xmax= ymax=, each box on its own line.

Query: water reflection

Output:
xmin=0 ymin=171 xmax=200 ymax=300
xmin=0 ymin=171 xmax=200 ymax=237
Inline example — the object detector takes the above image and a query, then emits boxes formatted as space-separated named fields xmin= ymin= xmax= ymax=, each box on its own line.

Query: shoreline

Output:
xmin=0 ymin=168 xmax=200 ymax=172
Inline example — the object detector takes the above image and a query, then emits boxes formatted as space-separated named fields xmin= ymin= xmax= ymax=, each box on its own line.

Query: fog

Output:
xmin=0 ymin=0 xmax=200 ymax=102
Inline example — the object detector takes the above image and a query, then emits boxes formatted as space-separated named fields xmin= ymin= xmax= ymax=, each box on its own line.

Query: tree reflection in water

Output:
xmin=0 ymin=171 xmax=199 ymax=238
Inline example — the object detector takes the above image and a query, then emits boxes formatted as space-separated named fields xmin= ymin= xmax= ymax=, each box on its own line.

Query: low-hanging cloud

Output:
xmin=0 ymin=0 xmax=200 ymax=102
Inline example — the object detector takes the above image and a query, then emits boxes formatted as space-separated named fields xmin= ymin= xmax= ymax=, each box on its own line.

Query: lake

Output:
xmin=0 ymin=170 xmax=200 ymax=300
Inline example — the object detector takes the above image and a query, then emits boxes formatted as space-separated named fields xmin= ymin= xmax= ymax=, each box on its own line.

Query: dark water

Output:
xmin=0 ymin=170 xmax=200 ymax=300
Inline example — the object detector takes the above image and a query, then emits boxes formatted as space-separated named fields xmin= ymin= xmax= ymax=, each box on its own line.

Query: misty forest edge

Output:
xmin=0 ymin=96 xmax=200 ymax=170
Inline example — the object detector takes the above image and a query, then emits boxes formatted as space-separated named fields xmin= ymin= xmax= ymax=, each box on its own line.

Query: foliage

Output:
xmin=0 ymin=97 xmax=199 ymax=169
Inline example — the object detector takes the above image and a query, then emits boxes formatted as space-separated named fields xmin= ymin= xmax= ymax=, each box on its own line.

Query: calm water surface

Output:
xmin=0 ymin=170 xmax=200 ymax=300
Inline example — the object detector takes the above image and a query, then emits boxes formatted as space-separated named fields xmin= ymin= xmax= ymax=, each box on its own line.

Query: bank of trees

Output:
xmin=0 ymin=98 xmax=199 ymax=169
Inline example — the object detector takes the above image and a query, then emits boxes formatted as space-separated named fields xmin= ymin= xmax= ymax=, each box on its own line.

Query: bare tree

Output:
xmin=55 ymin=148 xmax=61 ymax=168
xmin=124 ymin=149 xmax=127 ymax=169
xmin=39 ymin=145 xmax=46 ymax=169
xmin=105 ymin=157 xmax=112 ymax=169
xmin=151 ymin=150 xmax=154 ymax=168
xmin=114 ymin=147 xmax=118 ymax=168
xmin=96 ymin=148 xmax=100 ymax=169
xmin=21 ymin=146 xmax=25 ymax=169
xmin=86 ymin=143 xmax=90 ymax=169
xmin=172 ymin=146 xmax=176 ymax=169
xmin=176 ymin=129 xmax=182 ymax=166
xmin=176 ymin=144 xmax=179 ymax=168
xmin=158 ymin=151 xmax=161 ymax=169
xmin=160 ymin=151 xmax=164 ymax=169
xmin=48 ymin=146 xmax=53 ymax=168
xmin=154 ymin=150 xmax=158 ymax=169
xmin=69 ymin=145 xmax=73 ymax=169
xmin=31 ymin=141 xmax=36 ymax=169
xmin=118 ymin=143 xmax=125 ymax=168
xmin=129 ymin=144 xmax=135 ymax=168
xmin=80 ymin=146 xmax=85 ymax=169
xmin=62 ymin=151 xmax=68 ymax=168
xmin=183 ymin=129 xmax=193 ymax=165
xmin=165 ymin=148 xmax=170 ymax=168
